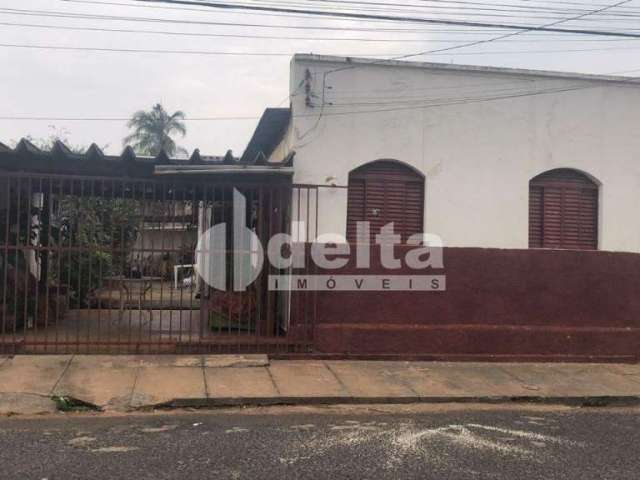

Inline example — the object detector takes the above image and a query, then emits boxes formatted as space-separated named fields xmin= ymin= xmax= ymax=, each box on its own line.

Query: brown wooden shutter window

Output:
xmin=528 ymin=168 xmax=598 ymax=250
xmin=346 ymin=160 xmax=425 ymax=244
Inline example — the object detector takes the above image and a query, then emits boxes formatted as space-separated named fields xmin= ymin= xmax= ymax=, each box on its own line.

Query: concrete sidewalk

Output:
xmin=2 ymin=355 xmax=640 ymax=415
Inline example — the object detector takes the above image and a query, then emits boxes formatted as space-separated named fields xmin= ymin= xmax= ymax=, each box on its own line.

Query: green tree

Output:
xmin=124 ymin=103 xmax=187 ymax=156
xmin=2 ymin=131 xmax=139 ymax=318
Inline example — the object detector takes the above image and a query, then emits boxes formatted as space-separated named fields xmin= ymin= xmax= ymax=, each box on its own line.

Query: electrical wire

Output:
xmin=0 ymin=8 xmax=549 ymax=33
xmin=2 ymin=69 xmax=640 ymax=122
xmin=5 ymin=20 xmax=640 ymax=43
xmin=292 ymin=0 xmax=630 ymax=142
xmin=126 ymin=0 xmax=640 ymax=38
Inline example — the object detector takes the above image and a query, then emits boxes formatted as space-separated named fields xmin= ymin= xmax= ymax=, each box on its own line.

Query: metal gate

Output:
xmin=0 ymin=171 xmax=318 ymax=354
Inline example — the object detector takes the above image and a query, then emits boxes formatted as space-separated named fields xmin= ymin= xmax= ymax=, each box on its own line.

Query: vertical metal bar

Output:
xmin=85 ymin=178 xmax=96 ymax=354
xmin=157 ymin=180 xmax=167 ymax=352
xmin=177 ymin=184 xmax=185 ymax=345
xmin=32 ymin=178 xmax=41 ymax=349
xmin=75 ymin=178 xmax=84 ymax=353
xmin=236 ymin=184 xmax=243 ymax=350
xmin=265 ymin=186 xmax=274 ymax=340
xmin=279 ymin=184 xmax=286 ymax=342
xmin=126 ymin=180 xmax=134 ymax=353
xmin=246 ymin=187 xmax=253 ymax=342
xmin=168 ymin=182 xmax=176 ymax=344
xmin=117 ymin=179 xmax=125 ymax=353
xmin=1 ymin=176 xmax=11 ymax=349
xmin=136 ymin=181 xmax=144 ymax=350
xmin=256 ymin=185 xmax=263 ymax=343
xmin=54 ymin=179 xmax=62 ymax=353
xmin=209 ymin=184 xmax=217 ymax=343
xmin=227 ymin=185 xmax=233 ymax=340
xmin=197 ymin=182 xmax=208 ymax=350
xmin=147 ymin=180 xmax=155 ymax=353
xmin=22 ymin=177 xmax=33 ymax=349
xmin=42 ymin=177 xmax=52 ymax=352
xmin=315 ymin=187 xmax=319 ymax=244
xmin=96 ymin=179 xmax=104 ymax=352
xmin=215 ymin=185 xmax=222 ymax=340
xmin=187 ymin=183 xmax=196 ymax=347
xmin=313 ymin=187 xmax=319 ymax=350
xmin=64 ymin=178 xmax=74 ymax=353
xmin=13 ymin=176 xmax=21 ymax=350
xmin=107 ymin=179 xmax=116 ymax=353
xmin=305 ymin=187 xmax=310 ymax=247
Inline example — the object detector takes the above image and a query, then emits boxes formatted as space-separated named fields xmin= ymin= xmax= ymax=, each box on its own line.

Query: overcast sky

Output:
xmin=1 ymin=0 xmax=639 ymax=156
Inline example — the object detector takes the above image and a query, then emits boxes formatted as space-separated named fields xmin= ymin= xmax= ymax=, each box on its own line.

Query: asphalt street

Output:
xmin=1 ymin=404 xmax=638 ymax=479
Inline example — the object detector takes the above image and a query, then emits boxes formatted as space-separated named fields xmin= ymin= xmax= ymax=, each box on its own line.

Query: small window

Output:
xmin=529 ymin=169 xmax=598 ymax=250
xmin=346 ymin=160 xmax=424 ymax=243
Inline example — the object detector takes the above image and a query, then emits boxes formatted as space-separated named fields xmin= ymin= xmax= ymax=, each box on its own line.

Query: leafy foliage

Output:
xmin=52 ymin=196 xmax=139 ymax=307
xmin=124 ymin=103 xmax=187 ymax=156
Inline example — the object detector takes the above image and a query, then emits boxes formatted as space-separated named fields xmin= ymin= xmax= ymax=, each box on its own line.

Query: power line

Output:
xmin=60 ymin=0 xmax=640 ymax=29
xmin=60 ymin=0 xmax=592 ymax=19
xmin=113 ymin=0 xmax=640 ymax=20
xmin=127 ymin=0 xmax=640 ymax=38
xmin=391 ymin=0 xmax=634 ymax=63
xmin=62 ymin=0 xmax=640 ymax=15
xmin=5 ymin=41 xmax=640 ymax=57
xmin=320 ymin=0 xmax=640 ymax=14
xmin=264 ymin=0 xmax=640 ymax=17
xmin=3 ymin=68 xmax=640 ymax=123
xmin=0 ymin=8 xmax=537 ymax=33
xmin=5 ymin=20 xmax=640 ymax=43
xmin=6 ymin=6 xmax=640 ymax=34
xmin=293 ymin=0 xmax=631 ymax=140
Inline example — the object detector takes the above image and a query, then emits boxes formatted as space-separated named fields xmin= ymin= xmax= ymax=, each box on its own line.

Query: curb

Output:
xmin=145 ymin=395 xmax=640 ymax=410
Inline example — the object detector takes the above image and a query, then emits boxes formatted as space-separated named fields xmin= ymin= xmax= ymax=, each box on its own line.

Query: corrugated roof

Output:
xmin=0 ymin=138 xmax=293 ymax=179
xmin=241 ymin=108 xmax=291 ymax=164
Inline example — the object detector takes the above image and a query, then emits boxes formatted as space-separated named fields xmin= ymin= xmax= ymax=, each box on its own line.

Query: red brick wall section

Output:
xmin=291 ymin=247 xmax=640 ymax=361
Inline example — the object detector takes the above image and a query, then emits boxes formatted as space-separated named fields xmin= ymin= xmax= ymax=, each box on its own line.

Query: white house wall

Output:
xmin=285 ymin=55 xmax=640 ymax=252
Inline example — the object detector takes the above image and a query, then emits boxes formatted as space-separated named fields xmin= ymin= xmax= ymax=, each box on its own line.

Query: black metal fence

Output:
xmin=0 ymin=171 xmax=319 ymax=354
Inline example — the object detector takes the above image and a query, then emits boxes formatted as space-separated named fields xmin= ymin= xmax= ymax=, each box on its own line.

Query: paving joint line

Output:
xmin=49 ymin=354 xmax=74 ymax=396
xmin=387 ymin=367 xmax=421 ymax=397
xmin=265 ymin=365 xmax=281 ymax=396
xmin=495 ymin=365 xmax=533 ymax=386
xmin=201 ymin=356 xmax=210 ymax=399
xmin=322 ymin=361 xmax=352 ymax=396
xmin=127 ymin=360 xmax=143 ymax=409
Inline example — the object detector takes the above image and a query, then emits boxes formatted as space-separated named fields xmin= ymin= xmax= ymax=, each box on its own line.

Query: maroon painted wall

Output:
xmin=291 ymin=247 xmax=640 ymax=361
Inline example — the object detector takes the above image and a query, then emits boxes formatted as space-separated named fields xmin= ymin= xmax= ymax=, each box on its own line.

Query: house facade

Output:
xmin=2 ymin=55 xmax=640 ymax=359
xmin=260 ymin=54 xmax=640 ymax=253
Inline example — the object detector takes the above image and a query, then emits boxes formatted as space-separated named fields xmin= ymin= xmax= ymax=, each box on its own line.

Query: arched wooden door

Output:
xmin=529 ymin=168 xmax=599 ymax=250
xmin=346 ymin=160 xmax=425 ymax=243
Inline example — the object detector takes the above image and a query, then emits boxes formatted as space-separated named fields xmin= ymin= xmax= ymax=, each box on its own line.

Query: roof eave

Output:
xmin=292 ymin=53 xmax=638 ymax=85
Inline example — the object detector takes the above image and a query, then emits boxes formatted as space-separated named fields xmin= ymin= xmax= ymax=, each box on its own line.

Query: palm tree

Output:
xmin=124 ymin=103 xmax=187 ymax=156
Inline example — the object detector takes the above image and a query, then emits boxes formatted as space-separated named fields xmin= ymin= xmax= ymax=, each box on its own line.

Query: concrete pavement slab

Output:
xmin=499 ymin=363 xmax=640 ymax=396
xmin=204 ymin=354 xmax=269 ymax=368
xmin=205 ymin=366 xmax=278 ymax=398
xmin=131 ymin=366 xmax=206 ymax=408
xmin=0 ymin=355 xmax=72 ymax=395
xmin=0 ymin=392 xmax=58 ymax=415
xmin=53 ymin=356 xmax=138 ymax=410
xmin=137 ymin=355 xmax=203 ymax=368
xmin=609 ymin=363 xmax=640 ymax=377
xmin=378 ymin=362 xmax=475 ymax=397
xmin=324 ymin=361 xmax=416 ymax=397
xmin=393 ymin=362 xmax=535 ymax=398
xmin=268 ymin=361 xmax=346 ymax=397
